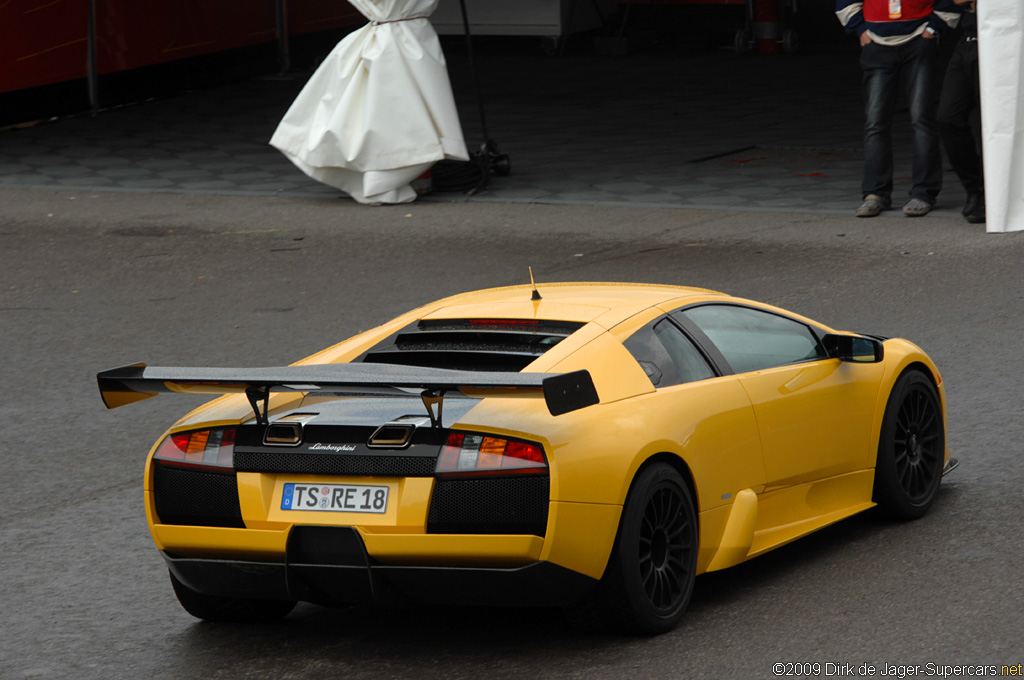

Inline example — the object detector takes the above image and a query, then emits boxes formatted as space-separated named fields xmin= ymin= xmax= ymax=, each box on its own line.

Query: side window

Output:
xmin=653 ymin=320 xmax=716 ymax=384
xmin=624 ymin=318 xmax=715 ymax=387
xmin=677 ymin=305 xmax=826 ymax=374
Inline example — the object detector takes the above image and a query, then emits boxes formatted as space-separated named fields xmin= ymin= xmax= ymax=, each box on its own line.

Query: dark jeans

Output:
xmin=938 ymin=38 xmax=983 ymax=195
xmin=860 ymin=37 xmax=942 ymax=203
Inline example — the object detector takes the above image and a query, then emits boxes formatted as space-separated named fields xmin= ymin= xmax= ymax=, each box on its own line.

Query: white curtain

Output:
xmin=978 ymin=0 xmax=1024 ymax=232
xmin=271 ymin=0 xmax=469 ymax=205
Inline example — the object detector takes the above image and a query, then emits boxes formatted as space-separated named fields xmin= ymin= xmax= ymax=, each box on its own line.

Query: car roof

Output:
xmin=420 ymin=282 xmax=727 ymax=328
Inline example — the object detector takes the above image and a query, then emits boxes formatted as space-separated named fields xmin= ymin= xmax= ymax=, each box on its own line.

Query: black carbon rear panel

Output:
xmin=153 ymin=464 xmax=245 ymax=528
xmin=233 ymin=451 xmax=436 ymax=477
xmin=427 ymin=475 xmax=549 ymax=536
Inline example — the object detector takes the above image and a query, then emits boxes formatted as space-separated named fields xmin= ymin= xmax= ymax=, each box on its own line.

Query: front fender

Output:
xmin=867 ymin=339 xmax=950 ymax=469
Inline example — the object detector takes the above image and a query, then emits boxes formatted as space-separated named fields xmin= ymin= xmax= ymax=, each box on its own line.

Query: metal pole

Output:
xmin=87 ymin=0 xmax=99 ymax=115
xmin=276 ymin=0 xmax=290 ymax=75
xmin=458 ymin=0 xmax=489 ymax=142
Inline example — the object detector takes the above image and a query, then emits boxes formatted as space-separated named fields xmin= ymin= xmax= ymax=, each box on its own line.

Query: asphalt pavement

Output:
xmin=1 ymin=186 xmax=1022 ymax=679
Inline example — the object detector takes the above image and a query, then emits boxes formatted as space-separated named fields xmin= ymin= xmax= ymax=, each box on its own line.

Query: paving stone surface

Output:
xmin=0 ymin=43 xmax=968 ymax=217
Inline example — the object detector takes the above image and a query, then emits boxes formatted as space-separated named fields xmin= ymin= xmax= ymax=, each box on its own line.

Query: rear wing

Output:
xmin=97 ymin=363 xmax=600 ymax=426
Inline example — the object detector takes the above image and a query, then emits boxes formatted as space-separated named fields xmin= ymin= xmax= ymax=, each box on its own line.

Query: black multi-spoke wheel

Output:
xmin=564 ymin=463 xmax=697 ymax=634
xmin=873 ymin=369 xmax=945 ymax=519
xmin=638 ymin=484 xmax=693 ymax=614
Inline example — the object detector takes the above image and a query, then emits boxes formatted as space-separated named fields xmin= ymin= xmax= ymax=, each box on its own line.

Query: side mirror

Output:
xmin=823 ymin=334 xmax=884 ymax=363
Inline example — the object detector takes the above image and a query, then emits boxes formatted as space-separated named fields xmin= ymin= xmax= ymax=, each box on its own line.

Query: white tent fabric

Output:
xmin=978 ymin=0 xmax=1024 ymax=232
xmin=270 ymin=0 xmax=469 ymax=205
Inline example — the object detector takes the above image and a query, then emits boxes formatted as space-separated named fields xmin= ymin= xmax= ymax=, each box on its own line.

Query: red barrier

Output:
xmin=753 ymin=0 xmax=782 ymax=55
xmin=1 ymin=0 xmax=362 ymax=95
xmin=0 ymin=0 xmax=90 ymax=92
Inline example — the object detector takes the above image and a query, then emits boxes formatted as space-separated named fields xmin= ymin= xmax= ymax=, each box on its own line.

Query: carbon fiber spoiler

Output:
xmin=96 ymin=363 xmax=600 ymax=426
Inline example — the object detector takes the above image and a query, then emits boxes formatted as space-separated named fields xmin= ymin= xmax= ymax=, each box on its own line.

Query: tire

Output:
xmin=540 ymin=35 xmax=563 ymax=57
xmin=873 ymin=369 xmax=945 ymax=520
xmin=782 ymin=28 xmax=800 ymax=55
xmin=493 ymin=154 xmax=511 ymax=177
xmin=564 ymin=463 xmax=698 ymax=635
xmin=169 ymin=571 xmax=296 ymax=623
xmin=734 ymin=29 xmax=751 ymax=55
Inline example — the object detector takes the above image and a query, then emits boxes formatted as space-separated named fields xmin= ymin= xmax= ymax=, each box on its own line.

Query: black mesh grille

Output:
xmin=418 ymin=319 xmax=583 ymax=334
xmin=234 ymin=451 xmax=436 ymax=477
xmin=359 ymin=318 xmax=584 ymax=372
xmin=363 ymin=350 xmax=536 ymax=372
xmin=427 ymin=475 xmax=549 ymax=536
xmin=153 ymin=464 xmax=244 ymax=528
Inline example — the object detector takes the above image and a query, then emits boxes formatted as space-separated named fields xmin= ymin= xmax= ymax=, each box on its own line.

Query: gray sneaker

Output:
xmin=856 ymin=194 xmax=890 ymax=217
xmin=903 ymin=198 xmax=933 ymax=217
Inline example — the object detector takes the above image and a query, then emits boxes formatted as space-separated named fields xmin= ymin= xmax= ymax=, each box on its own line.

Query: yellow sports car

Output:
xmin=97 ymin=282 xmax=955 ymax=634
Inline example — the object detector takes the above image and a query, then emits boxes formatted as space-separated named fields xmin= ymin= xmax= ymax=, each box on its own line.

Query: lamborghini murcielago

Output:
xmin=98 ymin=282 xmax=955 ymax=633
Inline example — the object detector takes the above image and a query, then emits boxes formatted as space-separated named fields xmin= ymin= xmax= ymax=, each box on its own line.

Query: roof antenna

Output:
xmin=529 ymin=267 xmax=542 ymax=301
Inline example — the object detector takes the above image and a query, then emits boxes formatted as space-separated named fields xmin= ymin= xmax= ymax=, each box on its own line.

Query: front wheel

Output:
xmin=564 ymin=463 xmax=698 ymax=634
xmin=169 ymin=571 xmax=296 ymax=622
xmin=873 ymin=369 xmax=945 ymax=519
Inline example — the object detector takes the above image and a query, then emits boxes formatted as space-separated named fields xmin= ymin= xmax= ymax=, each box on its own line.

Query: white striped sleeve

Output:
xmin=935 ymin=10 xmax=961 ymax=30
xmin=836 ymin=2 xmax=863 ymax=29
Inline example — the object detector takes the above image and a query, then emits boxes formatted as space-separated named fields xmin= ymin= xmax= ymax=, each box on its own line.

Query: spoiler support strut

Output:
xmin=245 ymin=386 xmax=272 ymax=426
xmin=420 ymin=389 xmax=445 ymax=428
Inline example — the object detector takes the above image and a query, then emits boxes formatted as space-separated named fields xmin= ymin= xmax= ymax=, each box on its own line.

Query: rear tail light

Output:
xmin=154 ymin=427 xmax=235 ymax=470
xmin=435 ymin=432 xmax=547 ymax=476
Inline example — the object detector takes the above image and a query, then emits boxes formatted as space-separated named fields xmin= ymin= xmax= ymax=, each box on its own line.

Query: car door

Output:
xmin=622 ymin=316 xmax=766 ymax=509
xmin=674 ymin=304 xmax=882 ymax=489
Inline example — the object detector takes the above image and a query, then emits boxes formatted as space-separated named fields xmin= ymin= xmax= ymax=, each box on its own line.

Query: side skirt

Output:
xmin=702 ymin=469 xmax=875 ymax=571
xmin=748 ymin=469 xmax=876 ymax=558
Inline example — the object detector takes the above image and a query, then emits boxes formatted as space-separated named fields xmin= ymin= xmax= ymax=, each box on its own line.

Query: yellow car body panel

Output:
xmin=738 ymin=360 xmax=884 ymax=489
xmin=150 ymin=519 xmax=546 ymax=567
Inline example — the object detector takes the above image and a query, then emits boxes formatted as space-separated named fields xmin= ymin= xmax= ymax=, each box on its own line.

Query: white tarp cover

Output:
xmin=270 ymin=0 xmax=469 ymax=204
xmin=979 ymin=0 xmax=1023 ymax=232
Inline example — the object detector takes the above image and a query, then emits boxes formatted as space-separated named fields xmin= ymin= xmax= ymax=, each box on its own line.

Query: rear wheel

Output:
xmin=873 ymin=369 xmax=945 ymax=519
xmin=169 ymin=571 xmax=296 ymax=622
xmin=564 ymin=463 xmax=697 ymax=634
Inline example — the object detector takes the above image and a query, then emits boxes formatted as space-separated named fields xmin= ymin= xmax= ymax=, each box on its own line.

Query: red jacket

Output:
xmin=837 ymin=0 xmax=960 ymax=44
xmin=863 ymin=0 xmax=933 ymax=22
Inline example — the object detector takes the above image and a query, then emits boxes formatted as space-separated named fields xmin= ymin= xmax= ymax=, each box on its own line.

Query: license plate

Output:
xmin=281 ymin=482 xmax=389 ymax=514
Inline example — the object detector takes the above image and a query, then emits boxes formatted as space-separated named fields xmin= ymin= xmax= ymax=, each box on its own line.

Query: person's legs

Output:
xmin=938 ymin=41 xmax=984 ymax=198
xmin=905 ymin=37 xmax=942 ymax=205
xmin=860 ymin=43 xmax=900 ymax=203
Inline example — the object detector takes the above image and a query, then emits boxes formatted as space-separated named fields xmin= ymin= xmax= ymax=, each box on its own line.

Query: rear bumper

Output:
xmin=164 ymin=525 xmax=597 ymax=608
